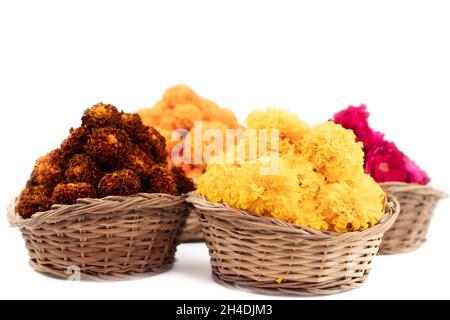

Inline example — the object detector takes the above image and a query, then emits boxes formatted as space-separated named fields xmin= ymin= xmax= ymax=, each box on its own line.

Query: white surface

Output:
xmin=0 ymin=0 xmax=449 ymax=300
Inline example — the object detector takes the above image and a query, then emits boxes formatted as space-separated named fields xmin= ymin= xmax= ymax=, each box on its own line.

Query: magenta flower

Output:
xmin=365 ymin=141 xmax=408 ymax=183
xmin=333 ymin=104 xmax=384 ymax=150
xmin=404 ymin=157 xmax=431 ymax=185
xmin=334 ymin=104 xmax=430 ymax=185
xmin=364 ymin=141 xmax=430 ymax=185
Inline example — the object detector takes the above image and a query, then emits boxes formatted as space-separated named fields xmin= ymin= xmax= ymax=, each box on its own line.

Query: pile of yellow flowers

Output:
xmin=138 ymin=85 xmax=242 ymax=179
xmin=197 ymin=108 xmax=386 ymax=232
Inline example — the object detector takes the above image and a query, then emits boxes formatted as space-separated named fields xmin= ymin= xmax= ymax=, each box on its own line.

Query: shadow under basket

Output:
xmin=186 ymin=193 xmax=399 ymax=296
xmin=379 ymin=182 xmax=446 ymax=255
xmin=8 ymin=193 xmax=189 ymax=280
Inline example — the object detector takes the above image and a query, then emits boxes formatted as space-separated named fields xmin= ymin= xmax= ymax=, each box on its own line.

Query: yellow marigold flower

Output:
xmin=352 ymin=172 xmax=386 ymax=227
xmin=301 ymin=122 xmax=364 ymax=183
xmin=198 ymin=155 xmax=302 ymax=222
xmin=246 ymin=108 xmax=309 ymax=154
xmin=316 ymin=183 xmax=364 ymax=232
xmin=314 ymin=172 xmax=384 ymax=232
xmin=197 ymin=108 xmax=385 ymax=233
xmin=289 ymin=156 xmax=325 ymax=200
xmin=296 ymin=200 xmax=329 ymax=231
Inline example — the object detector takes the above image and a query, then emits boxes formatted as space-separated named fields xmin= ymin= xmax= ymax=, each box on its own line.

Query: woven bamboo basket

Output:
xmin=179 ymin=181 xmax=203 ymax=243
xmin=8 ymin=193 xmax=189 ymax=280
xmin=179 ymin=210 xmax=203 ymax=242
xmin=187 ymin=193 xmax=399 ymax=296
xmin=379 ymin=182 xmax=446 ymax=254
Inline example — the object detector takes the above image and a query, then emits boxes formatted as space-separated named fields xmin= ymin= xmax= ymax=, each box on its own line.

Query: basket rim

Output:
xmin=380 ymin=182 xmax=447 ymax=198
xmin=8 ymin=192 xmax=188 ymax=230
xmin=186 ymin=192 xmax=399 ymax=240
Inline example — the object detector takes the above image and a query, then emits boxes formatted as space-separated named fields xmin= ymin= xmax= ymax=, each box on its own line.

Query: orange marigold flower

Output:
xmin=137 ymin=84 xmax=242 ymax=180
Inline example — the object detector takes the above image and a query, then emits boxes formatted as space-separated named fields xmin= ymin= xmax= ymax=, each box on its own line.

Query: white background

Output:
xmin=0 ymin=0 xmax=449 ymax=300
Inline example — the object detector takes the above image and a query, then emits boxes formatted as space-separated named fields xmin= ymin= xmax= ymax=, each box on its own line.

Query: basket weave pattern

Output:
xmin=179 ymin=211 xmax=203 ymax=242
xmin=379 ymin=183 xmax=446 ymax=254
xmin=187 ymin=193 xmax=399 ymax=296
xmin=8 ymin=193 xmax=189 ymax=280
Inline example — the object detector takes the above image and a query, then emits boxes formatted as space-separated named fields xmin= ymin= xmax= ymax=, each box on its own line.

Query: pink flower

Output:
xmin=365 ymin=141 xmax=408 ymax=183
xmin=404 ymin=157 xmax=431 ymax=185
xmin=333 ymin=104 xmax=430 ymax=185
xmin=333 ymin=104 xmax=384 ymax=150
xmin=364 ymin=141 xmax=430 ymax=185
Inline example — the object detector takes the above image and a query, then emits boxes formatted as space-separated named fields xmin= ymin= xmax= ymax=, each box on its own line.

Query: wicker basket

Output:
xmin=8 ymin=193 xmax=189 ymax=280
xmin=379 ymin=182 xmax=446 ymax=255
xmin=187 ymin=193 xmax=399 ymax=296
xmin=179 ymin=210 xmax=203 ymax=242
xmin=179 ymin=181 xmax=204 ymax=243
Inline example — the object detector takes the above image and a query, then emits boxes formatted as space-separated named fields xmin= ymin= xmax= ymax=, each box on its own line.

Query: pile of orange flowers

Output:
xmin=197 ymin=108 xmax=386 ymax=233
xmin=138 ymin=85 xmax=242 ymax=179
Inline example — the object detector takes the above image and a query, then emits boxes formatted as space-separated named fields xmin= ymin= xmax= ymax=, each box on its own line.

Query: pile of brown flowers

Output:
xmin=17 ymin=103 xmax=195 ymax=218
